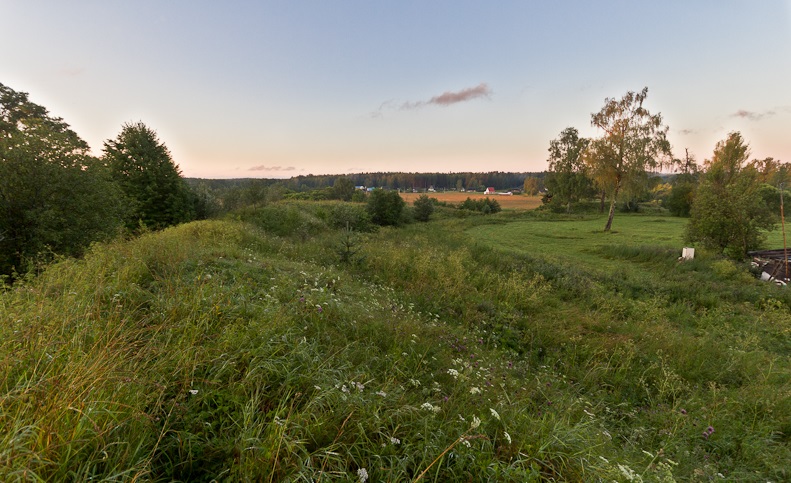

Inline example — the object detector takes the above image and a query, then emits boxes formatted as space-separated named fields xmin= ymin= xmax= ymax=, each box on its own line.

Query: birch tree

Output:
xmin=585 ymin=87 xmax=671 ymax=231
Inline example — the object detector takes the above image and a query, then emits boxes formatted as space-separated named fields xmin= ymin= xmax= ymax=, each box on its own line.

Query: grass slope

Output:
xmin=1 ymin=203 xmax=789 ymax=481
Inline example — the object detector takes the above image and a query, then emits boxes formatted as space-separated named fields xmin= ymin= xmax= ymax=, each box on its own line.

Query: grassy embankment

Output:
xmin=1 ymin=202 xmax=788 ymax=481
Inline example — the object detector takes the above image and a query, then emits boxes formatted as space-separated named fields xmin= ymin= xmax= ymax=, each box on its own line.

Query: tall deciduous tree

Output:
xmin=0 ymin=83 xmax=127 ymax=278
xmin=523 ymin=177 xmax=541 ymax=196
xmin=665 ymin=148 xmax=700 ymax=217
xmin=103 ymin=122 xmax=193 ymax=230
xmin=332 ymin=177 xmax=355 ymax=201
xmin=544 ymin=127 xmax=591 ymax=212
xmin=585 ymin=88 xmax=671 ymax=231
xmin=687 ymin=132 xmax=776 ymax=258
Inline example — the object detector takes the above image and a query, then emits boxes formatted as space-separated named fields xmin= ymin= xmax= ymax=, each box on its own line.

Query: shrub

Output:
xmin=234 ymin=203 xmax=326 ymax=238
xmin=459 ymin=197 xmax=501 ymax=214
xmin=366 ymin=190 xmax=405 ymax=226
xmin=412 ymin=195 xmax=435 ymax=222
xmin=328 ymin=203 xmax=373 ymax=232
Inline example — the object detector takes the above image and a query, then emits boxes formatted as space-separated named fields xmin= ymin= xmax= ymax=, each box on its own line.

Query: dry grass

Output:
xmin=399 ymin=191 xmax=542 ymax=210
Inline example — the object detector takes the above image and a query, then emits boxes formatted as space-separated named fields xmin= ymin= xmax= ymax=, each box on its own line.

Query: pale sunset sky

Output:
xmin=2 ymin=1 xmax=790 ymax=178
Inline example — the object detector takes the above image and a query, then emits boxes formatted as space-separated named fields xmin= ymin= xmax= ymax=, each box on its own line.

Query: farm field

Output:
xmin=400 ymin=191 xmax=542 ymax=210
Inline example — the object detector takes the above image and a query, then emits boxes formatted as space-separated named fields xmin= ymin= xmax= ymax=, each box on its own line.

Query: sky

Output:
xmin=2 ymin=1 xmax=790 ymax=178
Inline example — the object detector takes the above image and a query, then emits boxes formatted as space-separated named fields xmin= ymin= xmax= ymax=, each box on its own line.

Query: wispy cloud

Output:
xmin=372 ymin=82 xmax=492 ymax=117
xmin=423 ymin=83 xmax=492 ymax=107
xmin=248 ymin=165 xmax=296 ymax=172
xmin=731 ymin=109 xmax=776 ymax=121
xmin=678 ymin=128 xmax=696 ymax=135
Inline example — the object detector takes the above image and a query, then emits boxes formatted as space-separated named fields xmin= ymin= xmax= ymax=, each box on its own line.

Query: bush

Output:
xmin=328 ymin=203 xmax=373 ymax=232
xmin=234 ymin=203 xmax=326 ymax=239
xmin=459 ymin=197 xmax=501 ymax=214
xmin=366 ymin=190 xmax=406 ymax=226
xmin=412 ymin=195 xmax=435 ymax=222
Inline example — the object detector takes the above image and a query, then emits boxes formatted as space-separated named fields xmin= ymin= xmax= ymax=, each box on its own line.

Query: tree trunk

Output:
xmin=604 ymin=178 xmax=621 ymax=232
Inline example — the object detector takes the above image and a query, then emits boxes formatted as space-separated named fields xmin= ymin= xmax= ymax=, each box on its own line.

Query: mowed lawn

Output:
xmin=400 ymin=191 xmax=542 ymax=210
xmin=467 ymin=214 xmax=689 ymax=274
xmin=469 ymin=208 xmax=791 ymax=269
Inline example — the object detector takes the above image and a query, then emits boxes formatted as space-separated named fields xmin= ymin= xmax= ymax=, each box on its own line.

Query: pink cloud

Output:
xmin=248 ymin=165 xmax=296 ymax=172
xmin=372 ymin=82 xmax=492 ymax=117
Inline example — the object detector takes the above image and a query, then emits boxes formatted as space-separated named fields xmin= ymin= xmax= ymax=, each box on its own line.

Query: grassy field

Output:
xmin=1 ymin=202 xmax=788 ymax=481
xmin=400 ymin=191 xmax=543 ymax=210
xmin=469 ymin=214 xmax=688 ymax=274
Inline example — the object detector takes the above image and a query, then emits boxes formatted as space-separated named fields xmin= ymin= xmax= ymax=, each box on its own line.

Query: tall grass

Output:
xmin=0 ymin=203 xmax=788 ymax=481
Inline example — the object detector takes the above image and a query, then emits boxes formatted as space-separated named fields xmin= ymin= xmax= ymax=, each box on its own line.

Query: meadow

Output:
xmin=0 ymin=201 xmax=788 ymax=481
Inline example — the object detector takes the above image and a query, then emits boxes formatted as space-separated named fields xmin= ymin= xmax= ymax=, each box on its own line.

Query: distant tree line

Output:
xmin=0 ymin=83 xmax=210 ymax=280
xmin=189 ymin=172 xmax=542 ymax=214
xmin=192 ymin=171 xmax=540 ymax=196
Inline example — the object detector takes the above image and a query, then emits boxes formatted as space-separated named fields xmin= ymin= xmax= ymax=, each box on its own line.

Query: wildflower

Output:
xmin=489 ymin=408 xmax=501 ymax=420
xmin=707 ymin=426 xmax=715 ymax=435
xmin=409 ymin=378 xmax=421 ymax=387
xmin=314 ymin=385 xmax=321 ymax=391
xmin=469 ymin=387 xmax=481 ymax=395
xmin=503 ymin=431 xmax=512 ymax=444
xmin=462 ymin=439 xmax=471 ymax=448
xmin=316 ymin=305 xmax=323 ymax=313
xmin=354 ymin=382 xmax=365 ymax=392
xmin=447 ymin=368 xmax=460 ymax=379
xmin=390 ymin=436 xmax=400 ymax=445
xmin=376 ymin=390 xmax=387 ymax=397
xmin=420 ymin=402 xmax=440 ymax=413
xmin=357 ymin=467 xmax=368 ymax=482
xmin=341 ymin=385 xmax=349 ymax=393
xmin=617 ymin=464 xmax=639 ymax=482
xmin=470 ymin=415 xmax=481 ymax=429
xmin=188 ymin=389 xmax=198 ymax=395
xmin=680 ymin=408 xmax=687 ymax=415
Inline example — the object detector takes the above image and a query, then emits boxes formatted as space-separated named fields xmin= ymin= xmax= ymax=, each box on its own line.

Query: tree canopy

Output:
xmin=584 ymin=87 xmax=671 ymax=231
xmin=544 ymin=127 xmax=591 ymax=212
xmin=103 ymin=122 xmax=194 ymax=230
xmin=686 ymin=132 xmax=778 ymax=258
xmin=0 ymin=83 xmax=126 ymax=278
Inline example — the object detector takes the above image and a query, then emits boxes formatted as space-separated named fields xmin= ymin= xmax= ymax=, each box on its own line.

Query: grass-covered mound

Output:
xmin=1 ymin=202 xmax=789 ymax=481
